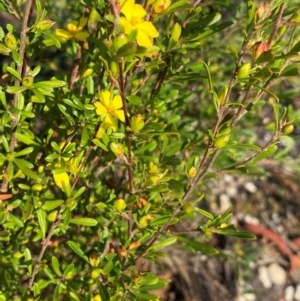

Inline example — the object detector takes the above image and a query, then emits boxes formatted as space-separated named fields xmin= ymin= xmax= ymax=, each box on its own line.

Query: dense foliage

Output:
xmin=0 ymin=0 xmax=299 ymax=300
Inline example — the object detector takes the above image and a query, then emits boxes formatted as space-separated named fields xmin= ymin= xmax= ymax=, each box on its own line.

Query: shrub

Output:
xmin=0 ymin=0 xmax=299 ymax=300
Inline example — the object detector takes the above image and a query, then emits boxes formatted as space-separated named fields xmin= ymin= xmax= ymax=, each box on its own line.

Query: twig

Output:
xmin=118 ymin=59 xmax=135 ymax=239
xmin=0 ymin=0 xmax=34 ymax=193
xmin=268 ymin=3 xmax=285 ymax=46
xmin=69 ymin=43 xmax=83 ymax=90
xmin=28 ymin=217 xmax=61 ymax=289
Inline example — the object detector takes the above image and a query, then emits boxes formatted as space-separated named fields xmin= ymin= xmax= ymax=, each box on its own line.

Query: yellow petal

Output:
xmin=96 ymin=124 xmax=105 ymax=139
xmin=132 ymin=4 xmax=147 ymax=18
xmin=137 ymin=21 xmax=159 ymax=37
xmin=94 ymin=102 xmax=107 ymax=116
xmin=53 ymin=172 xmax=70 ymax=194
xmin=67 ymin=20 xmax=79 ymax=34
xmin=54 ymin=29 xmax=73 ymax=42
xmin=104 ymin=113 xmax=116 ymax=127
xmin=121 ymin=0 xmax=134 ymax=20
xmin=78 ymin=16 xmax=88 ymax=31
xmin=74 ymin=31 xmax=90 ymax=41
xmin=119 ymin=17 xmax=133 ymax=34
xmin=113 ymin=110 xmax=125 ymax=122
xmin=112 ymin=95 xmax=123 ymax=109
xmin=99 ymin=90 xmax=111 ymax=107
xmin=136 ymin=29 xmax=153 ymax=47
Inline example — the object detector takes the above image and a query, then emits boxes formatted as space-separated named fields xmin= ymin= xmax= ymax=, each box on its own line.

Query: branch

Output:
xmin=0 ymin=0 xmax=34 ymax=193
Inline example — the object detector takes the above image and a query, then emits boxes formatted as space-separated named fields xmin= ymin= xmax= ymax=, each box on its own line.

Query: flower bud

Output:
xmin=32 ymin=183 xmax=43 ymax=192
xmin=119 ymin=247 xmax=127 ymax=258
xmin=282 ymin=124 xmax=294 ymax=134
xmin=36 ymin=19 xmax=55 ymax=30
xmin=214 ymin=134 xmax=230 ymax=149
xmin=4 ymin=32 xmax=17 ymax=50
xmin=114 ymin=198 xmax=126 ymax=212
xmin=290 ymin=10 xmax=300 ymax=23
xmin=171 ymin=23 xmax=181 ymax=42
xmin=93 ymin=295 xmax=102 ymax=301
xmin=89 ymin=252 xmax=100 ymax=267
xmin=129 ymin=241 xmax=141 ymax=249
xmin=148 ymin=161 xmax=159 ymax=174
xmin=113 ymin=34 xmax=128 ymax=53
xmin=131 ymin=114 xmax=145 ymax=133
xmin=256 ymin=2 xmax=271 ymax=21
xmin=138 ymin=214 xmax=153 ymax=228
xmin=153 ymin=0 xmax=171 ymax=14
xmin=110 ymin=59 xmax=119 ymax=76
xmin=252 ymin=42 xmax=269 ymax=60
xmin=110 ymin=142 xmax=124 ymax=156
xmin=82 ymin=68 xmax=93 ymax=78
xmin=22 ymin=75 xmax=34 ymax=87
xmin=47 ymin=210 xmax=58 ymax=222
xmin=217 ymin=85 xmax=228 ymax=107
xmin=237 ymin=63 xmax=251 ymax=79
xmin=91 ymin=268 xmax=101 ymax=279
xmin=182 ymin=203 xmax=194 ymax=213
xmin=188 ymin=166 xmax=197 ymax=178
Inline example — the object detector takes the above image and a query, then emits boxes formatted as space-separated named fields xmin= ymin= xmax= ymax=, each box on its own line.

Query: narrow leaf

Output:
xmin=67 ymin=241 xmax=89 ymax=263
xmin=37 ymin=208 xmax=47 ymax=238
xmin=69 ymin=217 xmax=98 ymax=227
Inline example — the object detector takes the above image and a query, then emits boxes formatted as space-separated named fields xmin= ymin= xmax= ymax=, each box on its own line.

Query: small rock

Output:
xmin=220 ymin=193 xmax=231 ymax=212
xmin=295 ymin=285 xmax=300 ymax=301
xmin=285 ymin=286 xmax=295 ymax=301
xmin=268 ymin=263 xmax=286 ymax=286
xmin=244 ymin=182 xmax=257 ymax=193
xmin=258 ymin=266 xmax=272 ymax=289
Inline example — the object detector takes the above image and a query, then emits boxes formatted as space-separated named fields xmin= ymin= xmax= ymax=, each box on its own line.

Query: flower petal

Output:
xmin=112 ymin=95 xmax=123 ymax=109
xmin=113 ymin=110 xmax=125 ymax=122
xmin=104 ymin=113 xmax=116 ymax=127
xmin=67 ymin=20 xmax=79 ymax=34
xmin=99 ymin=90 xmax=111 ymax=107
xmin=136 ymin=29 xmax=153 ymax=47
xmin=54 ymin=29 xmax=73 ymax=42
xmin=137 ymin=21 xmax=159 ymax=37
xmin=74 ymin=31 xmax=90 ymax=41
xmin=132 ymin=4 xmax=147 ymax=18
xmin=119 ymin=17 xmax=133 ymax=34
xmin=121 ymin=0 xmax=134 ymax=20
xmin=53 ymin=172 xmax=70 ymax=194
xmin=94 ymin=101 xmax=107 ymax=116
xmin=78 ymin=16 xmax=88 ymax=31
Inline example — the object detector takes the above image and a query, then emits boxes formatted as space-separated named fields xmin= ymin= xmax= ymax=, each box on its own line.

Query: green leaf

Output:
xmin=149 ymin=237 xmax=177 ymax=250
xmin=102 ymin=261 xmax=113 ymax=275
xmin=252 ymin=144 xmax=277 ymax=164
xmin=16 ymin=132 xmax=38 ymax=145
xmin=35 ymin=79 xmax=66 ymax=88
xmin=92 ymin=139 xmax=108 ymax=151
xmin=6 ymin=66 xmax=22 ymax=81
xmin=67 ymin=241 xmax=89 ymax=263
xmin=127 ymin=95 xmax=142 ymax=106
xmin=150 ymin=215 xmax=179 ymax=227
xmin=24 ymin=248 xmax=33 ymax=276
xmin=69 ymin=217 xmax=98 ymax=226
xmin=98 ymin=282 xmax=110 ymax=301
xmin=42 ymin=200 xmax=64 ymax=211
xmin=214 ymin=227 xmax=256 ymax=239
xmin=178 ymin=237 xmax=219 ymax=254
xmin=279 ymin=64 xmax=299 ymax=77
xmin=51 ymin=256 xmax=62 ymax=276
xmin=6 ymin=86 xmax=27 ymax=94
xmin=14 ymin=158 xmax=39 ymax=180
xmin=15 ymin=147 xmax=34 ymax=157
xmin=37 ymin=208 xmax=47 ymax=238
xmin=22 ymin=199 xmax=33 ymax=222
xmin=195 ymin=208 xmax=214 ymax=220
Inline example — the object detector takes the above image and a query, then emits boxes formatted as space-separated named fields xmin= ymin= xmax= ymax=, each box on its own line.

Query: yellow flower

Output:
xmin=94 ymin=91 xmax=125 ymax=128
xmin=95 ymin=122 xmax=116 ymax=139
xmin=54 ymin=16 xmax=90 ymax=43
xmin=119 ymin=0 xmax=159 ymax=47
xmin=153 ymin=0 xmax=171 ymax=13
